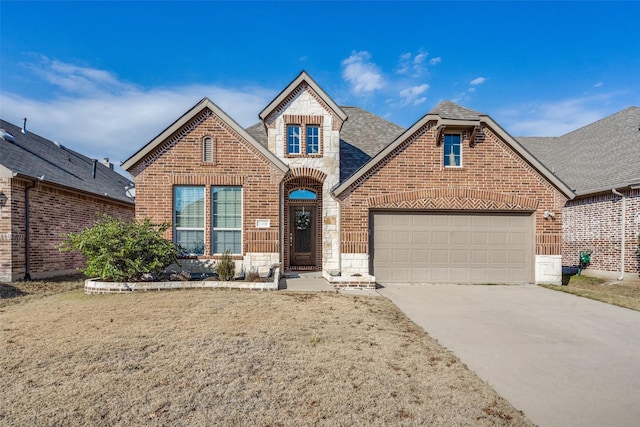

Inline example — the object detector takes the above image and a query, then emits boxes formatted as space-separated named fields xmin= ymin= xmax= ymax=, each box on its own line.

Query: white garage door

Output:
xmin=372 ymin=212 xmax=534 ymax=284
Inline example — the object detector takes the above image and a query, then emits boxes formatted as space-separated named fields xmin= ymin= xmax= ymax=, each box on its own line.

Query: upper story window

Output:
xmin=444 ymin=133 xmax=462 ymax=167
xmin=174 ymin=186 xmax=205 ymax=255
xmin=203 ymin=137 xmax=214 ymax=163
xmin=287 ymin=125 xmax=301 ymax=155
xmin=306 ymin=125 xmax=319 ymax=154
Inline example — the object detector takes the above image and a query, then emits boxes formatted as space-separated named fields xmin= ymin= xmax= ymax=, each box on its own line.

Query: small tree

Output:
xmin=59 ymin=215 xmax=181 ymax=282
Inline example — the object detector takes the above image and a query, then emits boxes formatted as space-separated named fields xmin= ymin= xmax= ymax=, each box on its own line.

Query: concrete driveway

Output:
xmin=377 ymin=284 xmax=640 ymax=427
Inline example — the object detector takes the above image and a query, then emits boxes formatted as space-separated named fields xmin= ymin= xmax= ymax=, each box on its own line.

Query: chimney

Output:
xmin=102 ymin=157 xmax=114 ymax=170
xmin=22 ymin=117 xmax=27 ymax=135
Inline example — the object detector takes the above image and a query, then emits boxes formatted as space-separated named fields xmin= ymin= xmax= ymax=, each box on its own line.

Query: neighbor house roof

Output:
xmin=0 ymin=119 xmax=134 ymax=204
xmin=122 ymin=97 xmax=289 ymax=174
xmin=518 ymin=106 xmax=640 ymax=195
xmin=333 ymin=101 xmax=575 ymax=199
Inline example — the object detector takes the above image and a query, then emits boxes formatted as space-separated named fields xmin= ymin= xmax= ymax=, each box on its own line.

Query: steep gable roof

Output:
xmin=0 ymin=119 xmax=134 ymax=204
xmin=333 ymin=101 xmax=574 ymax=199
xmin=122 ymin=97 xmax=288 ymax=174
xmin=518 ymin=107 xmax=640 ymax=195
xmin=258 ymin=71 xmax=348 ymax=125
xmin=246 ymin=106 xmax=405 ymax=183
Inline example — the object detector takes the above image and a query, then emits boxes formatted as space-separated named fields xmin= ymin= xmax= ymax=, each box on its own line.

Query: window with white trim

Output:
xmin=444 ymin=133 xmax=462 ymax=167
xmin=306 ymin=125 xmax=319 ymax=154
xmin=287 ymin=125 xmax=301 ymax=155
xmin=211 ymin=186 xmax=242 ymax=254
xmin=174 ymin=186 xmax=205 ymax=255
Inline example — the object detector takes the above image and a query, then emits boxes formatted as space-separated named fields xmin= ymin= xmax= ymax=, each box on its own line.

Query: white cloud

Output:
xmin=341 ymin=51 xmax=384 ymax=96
xmin=396 ymin=50 xmax=430 ymax=77
xmin=498 ymin=95 xmax=616 ymax=136
xmin=400 ymin=84 xmax=429 ymax=105
xmin=593 ymin=82 xmax=604 ymax=88
xmin=0 ymin=59 xmax=275 ymax=176
xmin=470 ymin=77 xmax=486 ymax=86
xmin=429 ymin=57 xmax=442 ymax=66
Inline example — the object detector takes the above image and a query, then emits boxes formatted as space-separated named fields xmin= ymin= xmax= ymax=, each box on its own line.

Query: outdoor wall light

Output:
xmin=543 ymin=210 xmax=556 ymax=219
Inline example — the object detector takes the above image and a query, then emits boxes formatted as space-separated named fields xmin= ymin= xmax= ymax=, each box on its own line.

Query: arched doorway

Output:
xmin=284 ymin=177 xmax=323 ymax=271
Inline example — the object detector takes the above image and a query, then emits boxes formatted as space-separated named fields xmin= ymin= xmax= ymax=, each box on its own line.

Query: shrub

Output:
xmin=216 ymin=250 xmax=235 ymax=281
xmin=59 ymin=215 xmax=181 ymax=282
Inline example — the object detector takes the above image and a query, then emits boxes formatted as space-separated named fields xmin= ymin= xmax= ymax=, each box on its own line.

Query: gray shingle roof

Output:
xmin=518 ymin=107 xmax=640 ymax=195
xmin=428 ymin=101 xmax=484 ymax=120
xmin=245 ymin=107 xmax=405 ymax=183
xmin=0 ymin=119 xmax=134 ymax=204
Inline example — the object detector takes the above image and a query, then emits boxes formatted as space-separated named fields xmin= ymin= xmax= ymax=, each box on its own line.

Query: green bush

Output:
xmin=59 ymin=215 xmax=181 ymax=282
xmin=216 ymin=249 xmax=235 ymax=281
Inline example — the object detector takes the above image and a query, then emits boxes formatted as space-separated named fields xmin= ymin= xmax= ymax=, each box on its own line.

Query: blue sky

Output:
xmin=1 ymin=1 xmax=639 ymax=177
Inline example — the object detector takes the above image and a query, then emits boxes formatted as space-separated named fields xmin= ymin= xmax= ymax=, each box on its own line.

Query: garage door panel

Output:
xmin=373 ymin=212 xmax=533 ymax=284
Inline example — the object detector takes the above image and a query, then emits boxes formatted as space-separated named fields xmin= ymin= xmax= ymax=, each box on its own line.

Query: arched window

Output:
xmin=289 ymin=189 xmax=317 ymax=200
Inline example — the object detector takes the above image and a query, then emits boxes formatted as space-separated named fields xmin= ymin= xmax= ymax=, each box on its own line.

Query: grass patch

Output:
xmin=0 ymin=275 xmax=85 ymax=308
xmin=1 ymin=287 xmax=531 ymax=426
xmin=541 ymin=274 xmax=640 ymax=311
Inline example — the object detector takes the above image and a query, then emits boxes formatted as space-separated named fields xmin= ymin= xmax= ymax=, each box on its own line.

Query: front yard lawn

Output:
xmin=0 ymin=278 xmax=530 ymax=426
xmin=541 ymin=274 xmax=640 ymax=311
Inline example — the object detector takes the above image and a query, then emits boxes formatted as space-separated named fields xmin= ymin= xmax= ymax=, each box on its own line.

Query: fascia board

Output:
xmin=259 ymin=71 xmax=348 ymax=123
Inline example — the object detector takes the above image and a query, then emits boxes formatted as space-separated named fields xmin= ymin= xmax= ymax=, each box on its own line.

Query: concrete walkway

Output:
xmin=377 ymin=284 xmax=640 ymax=427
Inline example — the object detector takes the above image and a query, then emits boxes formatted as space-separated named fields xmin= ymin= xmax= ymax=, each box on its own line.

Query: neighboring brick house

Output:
xmin=0 ymin=119 xmax=135 ymax=281
xmin=520 ymin=107 xmax=640 ymax=279
xmin=122 ymin=71 xmax=573 ymax=287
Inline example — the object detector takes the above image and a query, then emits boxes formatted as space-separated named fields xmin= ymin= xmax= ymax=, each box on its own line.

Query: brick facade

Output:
xmin=129 ymin=109 xmax=285 ymax=273
xmin=0 ymin=177 xmax=134 ymax=281
xmin=337 ymin=122 xmax=568 ymax=273
xmin=563 ymin=188 xmax=640 ymax=275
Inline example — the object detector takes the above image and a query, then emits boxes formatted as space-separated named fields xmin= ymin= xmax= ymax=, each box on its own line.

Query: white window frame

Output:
xmin=173 ymin=186 xmax=206 ymax=255
xmin=287 ymin=125 xmax=301 ymax=155
xmin=306 ymin=125 xmax=319 ymax=154
xmin=211 ymin=186 xmax=243 ymax=255
xmin=443 ymin=133 xmax=463 ymax=168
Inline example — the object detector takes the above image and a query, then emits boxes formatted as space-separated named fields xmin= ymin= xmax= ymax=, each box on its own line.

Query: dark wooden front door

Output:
xmin=289 ymin=205 xmax=317 ymax=267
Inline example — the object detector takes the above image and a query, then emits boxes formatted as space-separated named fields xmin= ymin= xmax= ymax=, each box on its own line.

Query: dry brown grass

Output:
xmin=541 ymin=274 xmax=640 ymax=311
xmin=1 ymin=279 xmax=531 ymax=426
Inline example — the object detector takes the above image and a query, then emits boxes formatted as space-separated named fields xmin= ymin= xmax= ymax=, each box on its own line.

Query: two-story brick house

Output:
xmin=122 ymin=71 xmax=574 ymax=287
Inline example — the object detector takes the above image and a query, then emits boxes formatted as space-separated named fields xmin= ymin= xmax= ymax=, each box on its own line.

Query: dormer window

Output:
xmin=287 ymin=125 xmax=301 ymax=155
xmin=306 ymin=125 xmax=319 ymax=154
xmin=444 ymin=133 xmax=462 ymax=167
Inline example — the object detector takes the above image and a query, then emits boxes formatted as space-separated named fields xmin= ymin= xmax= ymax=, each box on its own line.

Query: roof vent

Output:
xmin=22 ymin=117 xmax=27 ymax=135
xmin=53 ymin=141 xmax=65 ymax=149
xmin=0 ymin=129 xmax=16 ymax=142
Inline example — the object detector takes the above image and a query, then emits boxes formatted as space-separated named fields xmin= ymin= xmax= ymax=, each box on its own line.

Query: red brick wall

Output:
xmin=3 ymin=178 xmax=133 ymax=281
xmin=563 ymin=189 xmax=639 ymax=274
xmin=338 ymin=122 xmax=568 ymax=255
xmin=129 ymin=108 xmax=284 ymax=258
xmin=0 ymin=178 xmax=12 ymax=280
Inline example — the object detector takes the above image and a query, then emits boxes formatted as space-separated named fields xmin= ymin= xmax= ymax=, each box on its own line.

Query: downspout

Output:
xmin=612 ymin=189 xmax=625 ymax=281
xmin=24 ymin=179 xmax=37 ymax=280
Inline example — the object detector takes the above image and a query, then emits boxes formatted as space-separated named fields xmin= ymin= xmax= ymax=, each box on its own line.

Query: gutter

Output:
xmin=611 ymin=188 xmax=626 ymax=281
